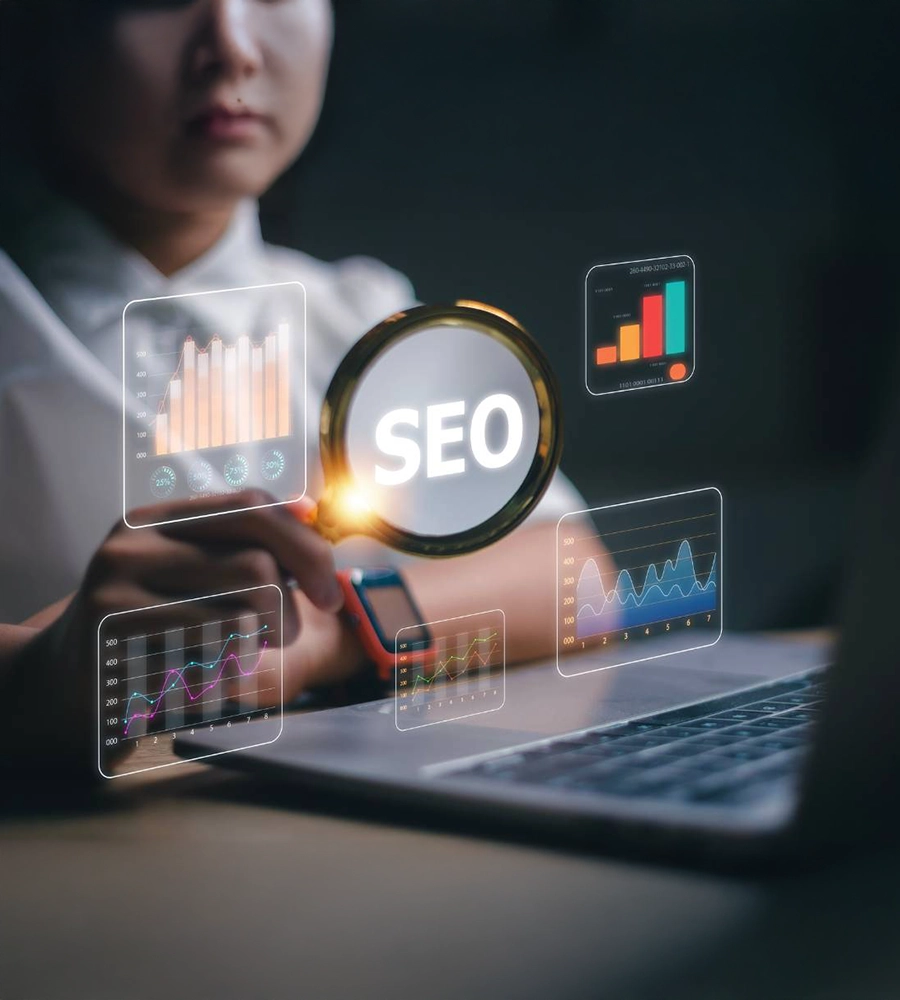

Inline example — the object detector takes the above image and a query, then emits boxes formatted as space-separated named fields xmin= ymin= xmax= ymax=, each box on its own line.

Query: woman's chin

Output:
xmin=166 ymin=151 xmax=284 ymax=209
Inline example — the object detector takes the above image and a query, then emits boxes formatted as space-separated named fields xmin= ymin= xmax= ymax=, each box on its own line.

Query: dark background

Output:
xmin=262 ymin=0 xmax=900 ymax=630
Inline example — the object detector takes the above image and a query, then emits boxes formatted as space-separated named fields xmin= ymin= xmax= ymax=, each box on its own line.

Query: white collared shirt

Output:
xmin=0 ymin=177 xmax=581 ymax=621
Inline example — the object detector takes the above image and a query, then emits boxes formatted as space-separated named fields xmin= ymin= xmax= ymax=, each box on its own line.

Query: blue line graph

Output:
xmin=576 ymin=539 xmax=717 ymax=639
xmin=122 ymin=624 xmax=270 ymax=734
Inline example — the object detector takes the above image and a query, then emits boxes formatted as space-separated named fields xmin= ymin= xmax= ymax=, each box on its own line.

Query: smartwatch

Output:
xmin=337 ymin=567 xmax=434 ymax=684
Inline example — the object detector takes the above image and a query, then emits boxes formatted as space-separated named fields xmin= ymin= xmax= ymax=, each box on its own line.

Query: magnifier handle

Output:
xmin=290 ymin=496 xmax=318 ymax=527
xmin=288 ymin=494 xmax=349 ymax=545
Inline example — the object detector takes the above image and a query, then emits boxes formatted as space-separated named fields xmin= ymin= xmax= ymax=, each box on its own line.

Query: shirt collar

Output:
xmin=0 ymin=159 xmax=269 ymax=348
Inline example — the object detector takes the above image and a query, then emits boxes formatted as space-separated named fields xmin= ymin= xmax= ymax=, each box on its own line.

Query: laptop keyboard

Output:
xmin=441 ymin=670 xmax=826 ymax=808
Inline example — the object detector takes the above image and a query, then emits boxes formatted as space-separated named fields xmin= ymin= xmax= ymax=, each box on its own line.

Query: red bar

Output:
xmin=595 ymin=345 xmax=618 ymax=366
xmin=641 ymin=294 xmax=663 ymax=358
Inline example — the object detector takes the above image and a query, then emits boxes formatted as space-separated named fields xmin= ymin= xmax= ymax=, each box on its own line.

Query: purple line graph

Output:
xmin=123 ymin=640 xmax=269 ymax=735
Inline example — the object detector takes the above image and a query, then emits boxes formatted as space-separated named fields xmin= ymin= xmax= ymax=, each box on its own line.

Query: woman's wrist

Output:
xmin=286 ymin=590 xmax=371 ymax=697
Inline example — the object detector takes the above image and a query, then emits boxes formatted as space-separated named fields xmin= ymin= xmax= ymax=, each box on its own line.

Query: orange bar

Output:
xmin=277 ymin=322 xmax=291 ymax=437
xmin=182 ymin=338 xmax=196 ymax=451
xmin=224 ymin=345 xmax=237 ymax=446
xmin=210 ymin=337 xmax=224 ymax=448
xmin=155 ymin=412 xmax=168 ymax=456
xmin=197 ymin=351 xmax=210 ymax=449
xmin=169 ymin=379 xmax=183 ymax=454
xmin=237 ymin=334 xmax=251 ymax=443
xmin=264 ymin=333 xmax=278 ymax=439
xmin=251 ymin=345 xmax=264 ymax=440
xmin=619 ymin=323 xmax=641 ymax=362
xmin=595 ymin=345 xmax=618 ymax=366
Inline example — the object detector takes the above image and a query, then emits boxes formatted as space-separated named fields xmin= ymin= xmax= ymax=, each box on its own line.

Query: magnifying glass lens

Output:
xmin=316 ymin=302 xmax=561 ymax=557
xmin=345 ymin=322 xmax=541 ymax=537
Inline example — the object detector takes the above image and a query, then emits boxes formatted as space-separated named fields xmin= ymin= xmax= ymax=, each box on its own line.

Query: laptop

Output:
xmin=175 ymin=393 xmax=900 ymax=869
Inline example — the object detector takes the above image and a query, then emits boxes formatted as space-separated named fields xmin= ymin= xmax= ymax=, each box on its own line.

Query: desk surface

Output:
xmin=3 ymin=636 xmax=900 ymax=1000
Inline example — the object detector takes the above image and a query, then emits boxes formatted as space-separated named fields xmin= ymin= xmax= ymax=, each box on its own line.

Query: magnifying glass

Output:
xmin=300 ymin=301 xmax=562 ymax=557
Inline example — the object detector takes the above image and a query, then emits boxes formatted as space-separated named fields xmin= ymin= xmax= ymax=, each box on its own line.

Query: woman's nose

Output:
xmin=190 ymin=0 xmax=263 ymax=83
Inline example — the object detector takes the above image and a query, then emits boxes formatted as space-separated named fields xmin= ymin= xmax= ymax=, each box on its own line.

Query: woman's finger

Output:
xmin=157 ymin=490 xmax=341 ymax=613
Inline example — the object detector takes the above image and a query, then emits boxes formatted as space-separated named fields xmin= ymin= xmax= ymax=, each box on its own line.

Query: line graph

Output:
xmin=98 ymin=586 xmax=284 ymax=778
xmin=557 ymin=488 xmax=722 ymax=676
xmin=576 ymin=540 xmax=717 ymax=638
xmin=395 ymin=610 xmax=506 ymax=731
xmin=122 ymin=625 xmax=271 ymax=735
xmin=407 ymin=633 xmax=500 ymax=702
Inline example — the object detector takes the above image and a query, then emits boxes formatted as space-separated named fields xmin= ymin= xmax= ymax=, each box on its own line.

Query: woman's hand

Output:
xmin=0 ymin=490 xmax=360 ymax=777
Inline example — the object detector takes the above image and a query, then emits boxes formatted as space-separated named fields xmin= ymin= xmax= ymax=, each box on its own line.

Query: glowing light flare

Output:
xmin=338 ymin=487 xmax=373 ymax=519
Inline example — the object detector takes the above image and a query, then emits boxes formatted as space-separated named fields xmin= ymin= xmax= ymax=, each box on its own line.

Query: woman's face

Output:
xmin=50 ymin=0 xmax=333 ymax=213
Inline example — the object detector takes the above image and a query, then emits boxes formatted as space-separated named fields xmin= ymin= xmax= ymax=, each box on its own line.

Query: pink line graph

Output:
xmin=123 ymin=641 xmax=270 ymax=735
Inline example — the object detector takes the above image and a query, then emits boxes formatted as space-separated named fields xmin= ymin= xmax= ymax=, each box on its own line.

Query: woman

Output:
xmin=0 ymin=0 xmax=590 ymax=773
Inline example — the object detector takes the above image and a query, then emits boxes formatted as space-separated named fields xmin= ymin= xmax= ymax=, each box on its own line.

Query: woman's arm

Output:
xmin=20 ymin=596 xmax=73 ymax=630
xmin=0 ymin=624 xmax=37 ymax=666
xmin=0 ymin=490 xmax=348 ymax=776
xmin=404 ymin=519 xmax=611 ymax=665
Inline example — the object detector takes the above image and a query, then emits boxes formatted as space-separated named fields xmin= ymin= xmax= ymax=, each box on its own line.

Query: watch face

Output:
xmin=360 ymin=581 xmax=429 ymax=651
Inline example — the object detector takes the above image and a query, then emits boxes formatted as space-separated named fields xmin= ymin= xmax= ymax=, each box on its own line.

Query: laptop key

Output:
xmin=557 ymin=733 xmax=624 ymax=749
xmin=753 ymin=737 xmax=801 ymax=752
xmin=744 ymin=701 xmax=791 ymax=713
xmin=690 ymin=733 xmax=748 ymax=747
xmin=653 ymin=727 xmax=708 ymax=741
xmin=710 ymin=710 xmax=769 ymax=722
xmin=613 ymin=735 xmax=678 ymax=750
xmin=751 ymin=717 xmax=805 ymax=730
xmin=713 ymin=744 xmax=774 ymax=762
xmin=570 ymin=744 xmax=637 ymax=759
xmin=680 ymin=718 xmax=736 ymax=732
xmin=651 ymin=744 xmax=710 ymax=760
xmin=767 ymin=694 xmax=813 ymax=706
xmin=777 ymin=709 xmax=818 ymax=723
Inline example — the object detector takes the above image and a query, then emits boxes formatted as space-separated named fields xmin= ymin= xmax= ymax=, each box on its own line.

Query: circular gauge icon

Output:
xmin=149 ymin=466 xmax=177 ymax=499
xmin=188 ymin=460 xmax=214 ymax=493
xmin=224 ymin=454 xmax=250 ymax=488
xmin=260 ymin=449 xmax=286 ymax=482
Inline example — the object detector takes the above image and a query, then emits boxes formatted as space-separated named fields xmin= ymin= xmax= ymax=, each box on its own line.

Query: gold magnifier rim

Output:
xmin=319 ymin=301 xmax=563 ymax=557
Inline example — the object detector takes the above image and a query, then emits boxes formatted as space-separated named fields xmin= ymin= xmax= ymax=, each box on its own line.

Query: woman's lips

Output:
xmin=187 ymin=106 xmax=268 ymax=141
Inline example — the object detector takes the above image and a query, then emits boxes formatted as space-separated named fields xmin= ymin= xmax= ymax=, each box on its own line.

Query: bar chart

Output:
xmin=585 ymin=255 xmax=694 ymax=396
xmin=154 ymin=325 xmax=291 ymax=457
xmin=123 ymin=282 xmax=307 ymax=523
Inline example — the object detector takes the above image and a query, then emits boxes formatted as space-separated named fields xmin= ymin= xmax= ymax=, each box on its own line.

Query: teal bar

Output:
xmin=665 ymin=280 xmax=687 ymax=355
